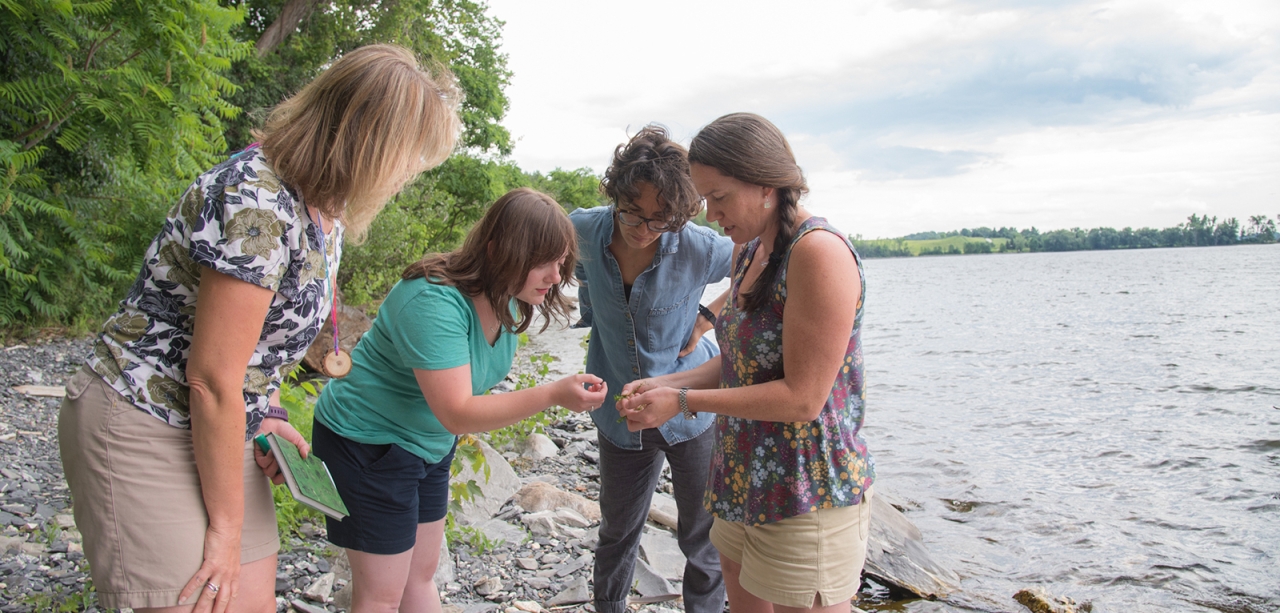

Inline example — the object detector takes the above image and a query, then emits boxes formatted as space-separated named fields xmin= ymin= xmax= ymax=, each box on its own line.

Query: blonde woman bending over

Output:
xmin=59 ymin=44 xmax=460 ymax=613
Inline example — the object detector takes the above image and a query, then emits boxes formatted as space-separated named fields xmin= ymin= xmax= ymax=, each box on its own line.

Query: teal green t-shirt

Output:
xmin=314 ymin=278 xmax=518 ymax=462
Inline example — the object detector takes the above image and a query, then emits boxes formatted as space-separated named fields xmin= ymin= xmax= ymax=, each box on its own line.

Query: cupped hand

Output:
xmin=619 ymin=376 xmax=669 ymax=399
xmin=254 ymin=418 xmax=309 ymax=484
xmin=679 ymin=313 xmax=715 ymax=358
xmin=616 ymin=385 xmax=680 ymax=431
xmin=554 ymin=373 xmax=608 ymax=412
xmin=179 ymin=524 xmax=241 ymax=613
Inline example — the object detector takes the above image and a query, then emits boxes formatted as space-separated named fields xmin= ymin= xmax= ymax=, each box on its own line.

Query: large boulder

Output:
xmin=864 ymin=494 xmax=960 ymax=600
xmin=450 ymin=439 xmax=521 ymax=525
xmin=512 ymin=481 xmax=601 ymax=523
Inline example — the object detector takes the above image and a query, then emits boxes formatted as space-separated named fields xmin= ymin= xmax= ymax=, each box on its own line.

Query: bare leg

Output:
xmin=721 ymin=554 xmax=852 ymax=613
xmin=775 ymin=596 xmax=852 ymax=613
xmin=348 ymin=546 xmax=415 ymax=613
xmin=719 ymin=554 xmax=773 ymax=613
xmin=398 ymin=519 xmax=446 ymax=613
xmin=136 ymin=554 xmax=279 ymax=613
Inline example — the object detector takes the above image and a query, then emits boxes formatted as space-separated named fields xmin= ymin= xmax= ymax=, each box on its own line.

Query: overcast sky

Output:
xmin=484 ymin=0 xmax=1279 ymax=238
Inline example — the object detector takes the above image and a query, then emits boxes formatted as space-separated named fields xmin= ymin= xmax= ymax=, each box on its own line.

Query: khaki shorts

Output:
xmin=710 ymin=490 xmax=873 ymax=608
xmin=58 ymin=367 xmax=279 ymax=610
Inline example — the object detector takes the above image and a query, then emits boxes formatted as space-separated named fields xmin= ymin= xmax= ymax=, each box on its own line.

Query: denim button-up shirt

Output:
xmin=570 ymin=206 xmax=733 ymax=449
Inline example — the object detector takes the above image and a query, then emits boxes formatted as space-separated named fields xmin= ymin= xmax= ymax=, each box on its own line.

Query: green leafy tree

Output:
xmin=1 ymin=0 xmax=250 ymax=327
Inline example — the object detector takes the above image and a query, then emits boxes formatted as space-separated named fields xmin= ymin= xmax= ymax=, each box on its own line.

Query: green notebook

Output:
xmin=256 ymin=433 xmax=349 ymax=521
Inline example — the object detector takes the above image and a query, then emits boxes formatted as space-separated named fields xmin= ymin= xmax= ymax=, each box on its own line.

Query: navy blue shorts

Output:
xmin=312 ymin=419 xmax=456 ymax=555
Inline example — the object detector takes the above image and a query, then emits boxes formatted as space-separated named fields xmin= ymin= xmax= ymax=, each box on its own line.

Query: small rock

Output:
xmin=53 ymin=514 xmax=76 ymax=529
xmin=633 ymin=559 xmax=677 ymax=598
xmin=302 ymin=572 xmax=335 ymax=602
xmin=518 ymin=434 xmax=559 ymax=461
xmin=1013 ymin=587 xmax=1089 ymax=613
xmin=516 ymin=557 xmax=538 ymax=570
xmin=474 ymin=576 xmax=503 ymax=596
xmin=555 ymin=552 xmax=592 ymax=578
xmin=546 ymin=576 xmax=590 ymax=606
xmin=289 ymin=598 xmax=328 ymax=613
xmin=526 ymin=577 xmax=552 ymax=590
xmin=648 ymin=492 xmax=679 ymax=530
xmin=333 ymin=582 xmax=353 ymax=610
xmin=512 ymin=600 xmax=542 ymax=613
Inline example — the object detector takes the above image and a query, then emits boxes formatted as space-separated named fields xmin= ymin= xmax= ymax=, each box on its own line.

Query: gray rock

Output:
xmin=474 ymin=576 xmax=503 ymax=596
xmin=333 ymin=583 xmax=352 ymax=610
xmin=436 ymin=536 xmax=456 ymax=585
xmin=864 ymin=494 xmax=960 ymax=600
xmin=555 ymin=552 xmax=592 ymax=578
xmin=516 ymin=557 xmax=538 ymax=570
xmin=639 ymin=526 xmax=686 ymax=581
xmin=546 ymin=576 xmax=590 ymax=606
xmin=518 ymin=433 xmax=559 ymax=461
xmin=526 ymin=576 xmax=552 ymax=590
xmin=0 ymin=534 xmax=24 ymax=553
xmin=452 ymin=439 xmax=522 ymax=524
xmin=289 ymin=598 xmax=328 ymax=613
xmin=648 ymin=492 xmax=678 ymax=530
xmin=632 ymin=559 xmax=678 ymax=599
xmin=512 ymin=481 xmax=601 ymax=523
xmin=301 ymin=572 xmax=335 ymax=603
xmin=472 ymin=517 xmax=529 ymax=547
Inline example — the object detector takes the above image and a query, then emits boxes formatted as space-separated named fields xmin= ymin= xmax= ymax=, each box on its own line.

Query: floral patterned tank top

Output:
xmin=706 ymin=216 xmax=874 ymax=525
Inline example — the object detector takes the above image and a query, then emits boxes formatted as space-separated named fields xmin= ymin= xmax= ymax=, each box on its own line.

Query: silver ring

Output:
xmin=206 ymin=581 xmax=220 ymax=593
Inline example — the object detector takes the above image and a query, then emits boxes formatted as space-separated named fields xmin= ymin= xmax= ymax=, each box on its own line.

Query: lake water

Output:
xmin=705 ymin=244 xmax=1280 ymax=612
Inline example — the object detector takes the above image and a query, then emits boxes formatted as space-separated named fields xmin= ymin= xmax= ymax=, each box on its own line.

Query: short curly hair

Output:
xmin=601 ymin=124 xmax=701 ymax=232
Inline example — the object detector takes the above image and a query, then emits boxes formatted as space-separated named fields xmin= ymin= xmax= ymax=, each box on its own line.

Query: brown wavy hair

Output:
xmin=402 ymin=188 xmax=577 ymax=334
xmin=255 ymin=44 xmax=462 ymax=244
xmin=601 ymin=124 xmax=701 ymax=231
xmin=690 ymin=113 xmax=809 ymax=312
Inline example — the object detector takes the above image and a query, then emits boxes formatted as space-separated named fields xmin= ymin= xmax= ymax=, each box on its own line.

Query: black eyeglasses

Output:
xmin=616 ymin=205 xmax=674 ymax=232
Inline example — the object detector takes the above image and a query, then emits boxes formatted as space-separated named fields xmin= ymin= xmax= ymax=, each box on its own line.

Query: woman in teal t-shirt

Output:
xmin=312 ymin=188 xmax=607 ymax=612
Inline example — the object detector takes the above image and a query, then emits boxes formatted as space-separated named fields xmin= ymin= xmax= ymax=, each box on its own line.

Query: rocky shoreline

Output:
xmin=0 ymin=326 xmax=988 ymax=613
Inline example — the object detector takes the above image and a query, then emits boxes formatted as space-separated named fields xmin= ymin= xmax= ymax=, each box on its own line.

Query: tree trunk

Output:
xmin=255 ymin=0 xmax=322 ymax=57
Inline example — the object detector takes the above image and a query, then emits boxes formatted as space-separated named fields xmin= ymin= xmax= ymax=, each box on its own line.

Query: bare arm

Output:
xmin=416 ymin=367 xmax=607 ymax=435
xmin=181 ymin=267 xmax=275 ymax=609
xmin=620 ymin=231 xmax=859 ymax=427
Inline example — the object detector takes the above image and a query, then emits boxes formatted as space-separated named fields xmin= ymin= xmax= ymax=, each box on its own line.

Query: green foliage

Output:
xmin=485 ymin=351 xmax=563 ymax=449
xmin=19 ymin=574 xmax=96 ymax=612
xmin=447 ymin=522 xmax=502 ymax=554
xmin=1 ymin=0 xmax=250 ymax=328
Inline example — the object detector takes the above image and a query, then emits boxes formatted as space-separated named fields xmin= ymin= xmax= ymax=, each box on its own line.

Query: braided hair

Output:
xmin=689 ymin=113 xmax=808 ymax=312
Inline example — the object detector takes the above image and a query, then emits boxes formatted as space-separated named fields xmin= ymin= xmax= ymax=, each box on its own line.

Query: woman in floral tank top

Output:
xmin=619 ymin=113 xmax=874 ymax=613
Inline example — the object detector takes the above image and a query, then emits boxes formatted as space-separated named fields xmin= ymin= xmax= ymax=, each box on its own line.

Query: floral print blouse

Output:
xmin=706 ymin=217 xmax=874 ymax=525
xmin=86 ymin=146 xmax=341 ymax=440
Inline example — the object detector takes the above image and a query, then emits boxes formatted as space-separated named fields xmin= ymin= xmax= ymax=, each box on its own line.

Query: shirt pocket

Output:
xmin=645 ymin=292 xmax=694 ymax=353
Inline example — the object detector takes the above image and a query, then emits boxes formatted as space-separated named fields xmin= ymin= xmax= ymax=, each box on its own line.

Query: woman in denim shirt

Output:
xmin=570 ymin=125 xmax=733 ymax=613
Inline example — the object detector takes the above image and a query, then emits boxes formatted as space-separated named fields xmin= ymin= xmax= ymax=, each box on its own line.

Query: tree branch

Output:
xmin=255 ymin=0 xmax=322 ymax=58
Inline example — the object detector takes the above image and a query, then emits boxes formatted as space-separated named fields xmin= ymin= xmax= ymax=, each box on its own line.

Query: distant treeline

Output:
xmin=853 ymin=214 xmax=1280 ymax=258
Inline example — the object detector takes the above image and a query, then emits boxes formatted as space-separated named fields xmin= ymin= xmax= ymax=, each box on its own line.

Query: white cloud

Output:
xmin=486 ymin=0 xmax=1280 ymax=236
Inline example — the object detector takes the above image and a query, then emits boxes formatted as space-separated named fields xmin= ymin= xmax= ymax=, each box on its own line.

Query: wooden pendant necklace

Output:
xmin=314 ymin=210 xmax=351 ymax=378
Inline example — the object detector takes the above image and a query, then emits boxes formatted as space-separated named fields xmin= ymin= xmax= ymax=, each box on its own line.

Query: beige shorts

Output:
xmin=709 ymin=490 xmax=873 ymax=608
xmin=58 ymin=366 xmax=279 ymax=610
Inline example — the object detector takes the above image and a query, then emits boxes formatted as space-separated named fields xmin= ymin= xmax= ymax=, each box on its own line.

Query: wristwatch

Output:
xmin=679 ymin=387 xmax=697 ymax=420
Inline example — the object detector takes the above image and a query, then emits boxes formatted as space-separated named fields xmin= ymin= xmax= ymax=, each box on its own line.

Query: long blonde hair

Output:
xmin=255 ymin=44 xmax=462 ymax=243
xmin=402 ymin=188 xmax=578 ymax=334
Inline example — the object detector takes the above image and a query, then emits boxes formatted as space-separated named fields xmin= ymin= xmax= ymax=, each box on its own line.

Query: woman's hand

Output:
xmin=619 ymin=376 xmax=671 ymax=398
xmin=178 ymin=523 xmax=241 ymax=612
xmin=552 ymin=374 xmax=608 ymax=413
xmin=678 ymin=313 xmax=715 ymax=358
xmin=253 ymin=418 xmax=310 ymax=485
xmin=616 ymin=385 xmax=680 ymax=431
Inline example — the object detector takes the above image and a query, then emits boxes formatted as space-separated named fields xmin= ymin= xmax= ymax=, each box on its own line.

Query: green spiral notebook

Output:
xmin=255 ymin=433 xmax=349 ymax=521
